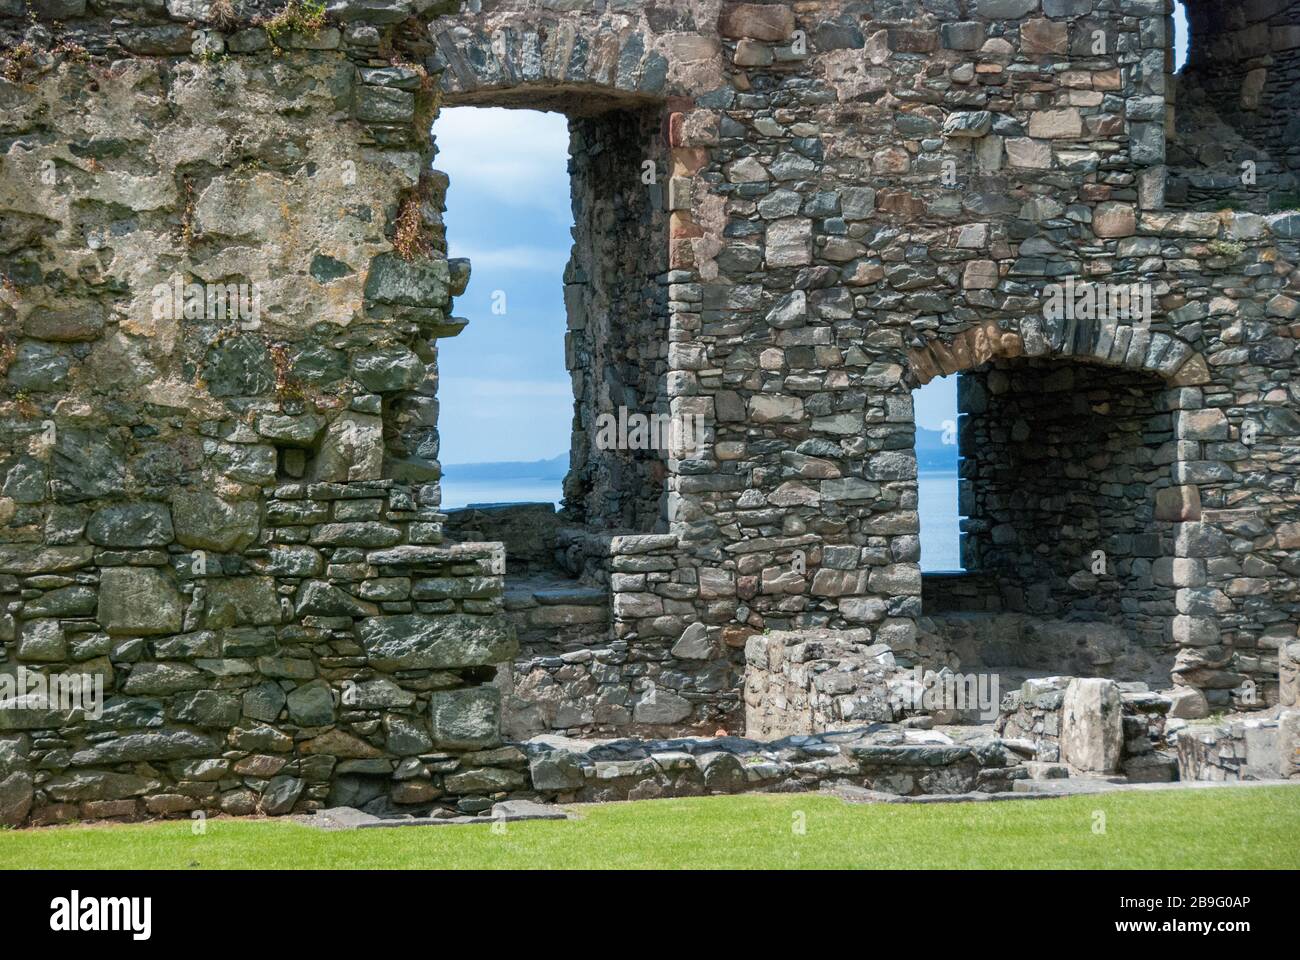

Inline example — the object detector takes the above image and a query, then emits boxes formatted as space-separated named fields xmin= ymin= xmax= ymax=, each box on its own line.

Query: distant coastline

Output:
xmin=441 ymin=436 xmax=960 ymax=571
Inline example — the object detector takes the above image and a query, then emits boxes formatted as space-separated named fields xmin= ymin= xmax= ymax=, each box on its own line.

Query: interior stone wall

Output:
xmin=1168 ymin=0 xmax=1300 ymax=210
xmin=959 ymin=359 xmax=1178 ymax=641
xmin=563 ymin=106 xmax=673 ymax=532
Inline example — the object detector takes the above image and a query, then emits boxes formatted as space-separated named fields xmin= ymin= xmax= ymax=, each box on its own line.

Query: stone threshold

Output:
xmin=299 ymin=799 xmax=571 ymax=830
xmin=832 ymin=777 xmax=1300 ymax=805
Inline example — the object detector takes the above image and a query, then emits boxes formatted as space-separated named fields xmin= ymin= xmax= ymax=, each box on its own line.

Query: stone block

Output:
xmin=1059 ymin=678 xmax=1123 ymax=773
xmin=97 ymin=568 xmax=183 ymax=636
xmin=429 ymin=687 xmax=501 ymax=750
xmin=718 ymin=3 xmax=796 ymax=42
xmin=359 ymin=614 xmax=517 ymax=670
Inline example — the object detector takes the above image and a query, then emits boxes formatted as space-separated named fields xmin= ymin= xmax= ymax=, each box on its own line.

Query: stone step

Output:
xmin=518 ymin=604 xmax=609 ymax=628
xmin=532 ymin=586 xmax=608 ymax=606
xmin=1022 ymin=761 xmax=1070 ymax=780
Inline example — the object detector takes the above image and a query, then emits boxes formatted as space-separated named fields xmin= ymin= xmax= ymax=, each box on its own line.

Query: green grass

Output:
xmin=3 ymin=788 xmax=1297 ymax=870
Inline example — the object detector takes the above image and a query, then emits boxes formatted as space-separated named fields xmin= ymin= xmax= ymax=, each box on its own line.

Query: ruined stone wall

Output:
xmin=563 ymin=106 xmax=672 ymax=531
xmin=1166 ymin=0 xmax=1300 ymax=212
xmin=0 ymin=0 xmax=526 ymax=827
xmin=1176 ymin=0 xmax=1300 ymax=193
xmin=428 ymin=0 xmax=1299 ymax=736
xmin=2 ymin=1 xmax=1299 ymax=820
xmin=958 ymin=358 xmax=1178 ymax=647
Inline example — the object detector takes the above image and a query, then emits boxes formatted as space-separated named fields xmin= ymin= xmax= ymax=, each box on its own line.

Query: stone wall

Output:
xmin=444 ymin=502 xmax=564 ymax=575
xmin=957 ymin=357 xmax=1179 ymax=660
xmin=743 ymin=627 xmax=900 ymax=738
xmin=427 ymin=0 xmax=1300 ymax=738
xmin=996 ymin=674 xmax=1179 ymax=780
xmin=564 ymin=107 xmax=673 ymax=532
xmin=1170 ymin=0 xmax=1300 ymax=211
xmin=0 ymin=0 xmax=524 ymax=826
xmin=2 ymin=1 xmax=1299 ymax=821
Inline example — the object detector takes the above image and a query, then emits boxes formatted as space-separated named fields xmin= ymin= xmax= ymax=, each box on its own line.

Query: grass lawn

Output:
xmin=2 ymin=787 xmax=1297 ymax=870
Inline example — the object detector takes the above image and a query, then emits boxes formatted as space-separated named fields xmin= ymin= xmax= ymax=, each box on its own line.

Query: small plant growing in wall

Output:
xmin=392 ymin=178 xmax=433 ymax=262
xmin=178 ymin=177 xmax=198 ymax=248
xmin=1206 ymin=239 xmax=1245 ymax=261
xmin=261 ymin=0 xmax=328 ymax=50
xmin=269 ymin=340 xmax=309 ymax=404
xmin=0 ymin=333 xmax=17 ymax=381
xmin=208 ymin=0 xmax=239 ymax=32
xmin=0 ymin=41 xmax=38 ymax=83
xmin=49 ymin=39 xmax=89 ymax=64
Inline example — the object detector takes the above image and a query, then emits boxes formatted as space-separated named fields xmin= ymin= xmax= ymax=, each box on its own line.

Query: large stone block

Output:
xmin=16 ymin=619 xmax=66 ymax=662
xmin=718 ymin=3 xmax=795 ymax=41
xmin=978 ymin=0 xmax=1039 ymax=16
xmin=0 ymin=772 xmax=34 ymax=827
xmin=203 ymin=577 xmax=281 ymax=628
xmin=1059 ymin=678 xmax=1123 ymax=773
xmin=429 ymin=686 xmax=501 ymax=750
xmin=1281 ymin=640 xmax=1300 ymax=708
xmin=171 ymin=491 xmax=260 ymax=553
xmin=1280 ymin=710 xmax=1300 ymax=779
xmin=86 ymin=503 xmax=174 ymax=548
xmin=358 ymin=613 xmax=517 ymax=670
xmin=310 ymin=412 xmax=384 ymax=482
xmin=1028 ymin=108 xmax=1082 ymax=139
xmin=97 ymin=568 xmax=183 ymax=636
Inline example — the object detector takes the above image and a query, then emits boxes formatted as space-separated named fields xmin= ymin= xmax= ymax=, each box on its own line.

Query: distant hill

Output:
xmin=444 ymin=431 xmax=957 ymax=481
xmin=442 ymin=453 xmax=567 ymax=482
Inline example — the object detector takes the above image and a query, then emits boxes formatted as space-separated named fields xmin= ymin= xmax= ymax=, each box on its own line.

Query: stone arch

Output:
xmin=906 ymin=317 xmax=1210 ymax=389
xmin=907 ymin=317 xmax=1216 ymax=693
xmin=427 ymin=11 xmax=718 ymax=111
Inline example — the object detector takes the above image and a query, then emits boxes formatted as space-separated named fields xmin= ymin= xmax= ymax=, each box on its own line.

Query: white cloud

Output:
xmin=435 ymin=107 xmax=573 ymax=222
xmin=451 ymin=244 xmax=571 ymax=273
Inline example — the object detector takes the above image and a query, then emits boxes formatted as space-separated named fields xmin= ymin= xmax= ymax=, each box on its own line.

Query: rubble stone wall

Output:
xmin=0 ymin=0 xmax=524 ymax=826
xmin=2 ymin=1 xmax=1299 ymax=821
xmin=958 ymin=358 xmax=1179 ymax=647
xmin=1177 ymin=0 xmax=1300 ymax=189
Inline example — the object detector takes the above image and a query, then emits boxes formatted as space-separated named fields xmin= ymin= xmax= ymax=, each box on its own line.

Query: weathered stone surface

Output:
xmin=261 ymin=776 xmax=305 ymax=815
xmin=122 ymin=663 xmax=209 ymax=695
xmin=429 ymin=687 xmax=501 ymax=749
xmin=16 ymin=619 xmax=67 ymax=662
xmin=1060 ymin=679 xmax=1123 ymax=773
xmin=0 ymin=773 xmax=34 ymax=827
xmin=310 ymin=413 xmax=385 ymax=482
xmin=97 ymin=568 xmax=183 ymax=636
xmin=287 ymin=681 xmax=336 ymax=727
xmin=718 ymin=3 xmax=795 ymax=42
xmin=86 ymin=503 xmax=174 ymax=548
xmin=203 ymin=577 xmax=280 ymax=628
xmin=359 ymin=614 xmax=517 ymax=670
xmin=171 ymin=492 xmax=260 ymax=553
xmin=70 ymin=731 xmax=220 ymax=766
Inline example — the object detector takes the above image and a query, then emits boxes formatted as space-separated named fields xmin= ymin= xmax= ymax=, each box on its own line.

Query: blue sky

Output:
xmin=436 ymin=11 xmax=1189 ymax=461
xmin=435 ymin=107 xmax=575 ymax=464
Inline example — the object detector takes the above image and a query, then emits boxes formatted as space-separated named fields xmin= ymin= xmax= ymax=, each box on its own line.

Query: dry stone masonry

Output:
xmin=1 ymin=0 xmax=1298 ymax=825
